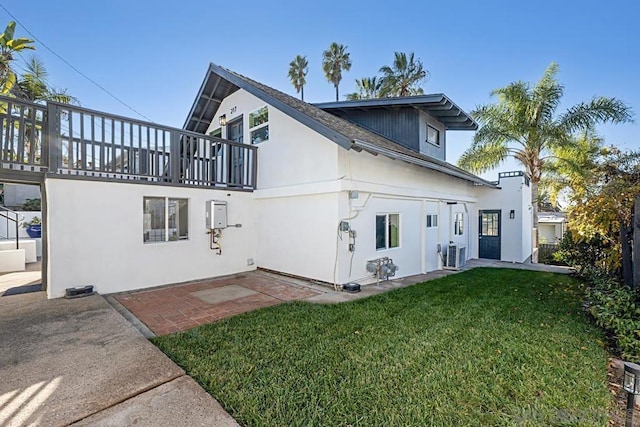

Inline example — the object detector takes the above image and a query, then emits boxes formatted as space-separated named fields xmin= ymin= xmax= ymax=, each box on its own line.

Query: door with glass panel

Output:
xmin=478 ymin=210 xmax=501 ymax=260
xmin=226 ymin=118 xmax=244 ymax=185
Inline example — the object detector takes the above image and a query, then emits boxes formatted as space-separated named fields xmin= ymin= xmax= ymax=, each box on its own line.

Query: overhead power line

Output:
xmin=0 ymin=3 xmax=154 ymax=122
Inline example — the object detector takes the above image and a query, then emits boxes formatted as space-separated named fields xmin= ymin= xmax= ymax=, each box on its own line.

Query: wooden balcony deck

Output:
xmin=0 ymin=96 xmax=257 ymax=190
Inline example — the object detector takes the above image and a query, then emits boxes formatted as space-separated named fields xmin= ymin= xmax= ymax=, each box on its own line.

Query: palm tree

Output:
xmin=457 ymin=62 xmax=632 ymax=245
xmin=322 ymin=42 xmax=351 ymax=101
xmin=12 ymin=56 xmax=77 ymax=162
xmin=287 ymin=55 xmax=308 ymax=101
xmin=379 ymin=52 xmax=427 ymax=97
xmin=14 ymin=56 xmax=77 ymax=104
xmin=0 ymin=21 xmax=35 ymax=94
xmin=542 ymin=130 xmax=604 ymax=207
xmin=346 ymin=76 xmax=382 ymax=100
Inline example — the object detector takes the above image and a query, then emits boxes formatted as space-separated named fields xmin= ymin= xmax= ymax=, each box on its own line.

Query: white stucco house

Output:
xmin=538 ymin=212 xmax=567 ymax=244
xmin=0 ymin=62 xmax=533 ymax=298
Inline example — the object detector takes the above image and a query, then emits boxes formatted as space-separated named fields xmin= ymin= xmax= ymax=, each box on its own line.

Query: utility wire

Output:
xmin=0 ymin=3 xmax=154 ymax=122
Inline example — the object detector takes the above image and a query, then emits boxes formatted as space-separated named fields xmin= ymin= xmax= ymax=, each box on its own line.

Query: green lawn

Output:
xmin=152 ymin=268 xmax=611 ymax=426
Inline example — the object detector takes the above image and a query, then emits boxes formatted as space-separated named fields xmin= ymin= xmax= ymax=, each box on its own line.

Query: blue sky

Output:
xmin=2 ymin=0 xmax=638 ymax=177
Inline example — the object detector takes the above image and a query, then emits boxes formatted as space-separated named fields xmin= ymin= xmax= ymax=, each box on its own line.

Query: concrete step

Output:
xmin=0 ymin=239 xmax=37 ymax=263
xmin=0 ymin=248 xmax=25 ymax=273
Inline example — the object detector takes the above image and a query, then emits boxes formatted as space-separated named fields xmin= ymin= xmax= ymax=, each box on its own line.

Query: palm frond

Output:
xmin=560 ymin=96 xmax=633 ymax=132
xmin=458 ymin=141 xmax=508 ymax=173
xmin=379 ymin=51 xmax=427 ymax=97
xmin=530 ymin=63 xmax=563 ymax=125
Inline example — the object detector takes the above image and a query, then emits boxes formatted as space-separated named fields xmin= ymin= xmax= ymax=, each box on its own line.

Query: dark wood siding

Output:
xmin=333 ymin=108 xmax=420 ymax=151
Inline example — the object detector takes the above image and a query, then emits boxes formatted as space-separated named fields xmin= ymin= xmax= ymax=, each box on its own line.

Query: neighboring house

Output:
xmin=0 ymin=62 xmax=533 ymax=298
xmin=538 ymin=212 xmax=567 ymax=244
xmin=1 ymin=183 xmax=40 ymax=209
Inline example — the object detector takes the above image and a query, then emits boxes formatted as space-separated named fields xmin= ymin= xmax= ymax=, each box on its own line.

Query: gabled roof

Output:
xmin=184 ymin=63 xmax=496 ymax=187
xmin=314 ymin=96 xmax=478 ymax=130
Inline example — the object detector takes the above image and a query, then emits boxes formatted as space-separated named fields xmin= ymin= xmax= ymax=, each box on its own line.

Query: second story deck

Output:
xmin=0 ymin=95 xmax=257 ymax=190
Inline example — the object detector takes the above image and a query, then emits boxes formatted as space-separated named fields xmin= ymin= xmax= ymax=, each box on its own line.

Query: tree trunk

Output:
xmin=531 ymin=178 xmax=539 ymax=262
xmin=301 ymin=85 xmax=304 ymax=102
xmin=335 ymin=84 xmax=339 ymax=102
xmin=621 ymin=224 xmax=633 ymax=287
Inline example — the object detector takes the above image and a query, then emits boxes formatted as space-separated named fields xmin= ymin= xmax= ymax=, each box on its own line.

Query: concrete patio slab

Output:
xmin=70 ymin=376 xmax=238 ymax=427
xmin=0 ymin=292 xmax=184 ymax=426
xmin=115 ymin=271 xmax=321 ymax=335
xmin=192 ymin=284 xmax=258 ymax=305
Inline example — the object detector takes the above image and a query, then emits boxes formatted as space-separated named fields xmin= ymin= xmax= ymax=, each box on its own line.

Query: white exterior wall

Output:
xmin=207 ymin=89 xmax=339 ymax=188
xmin=333 ymin=149 xmax=476 ymax=284
xmin=539 ymin=223 xmax=563 ymax=244
xmin=256 ymin=193 xmax=339 ymax=283
xmin=206 ymin=89 xmax=343 ymax=283
xmin=521 ymin=181 xmax=533 ymax=260
xmin=474 ymin=174 xmax=533 ymax=263
xmin=45 ymin=178 xmax=257 ymax=298
xmin=215 ymin=87 xmax=481 ymax=286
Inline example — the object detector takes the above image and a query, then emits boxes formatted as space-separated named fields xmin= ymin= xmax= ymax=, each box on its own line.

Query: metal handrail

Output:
xmin=0 ymin=206 xmax=25 ymax=249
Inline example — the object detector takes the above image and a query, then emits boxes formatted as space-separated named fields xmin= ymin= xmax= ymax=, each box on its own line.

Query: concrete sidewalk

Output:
xmin=0 ymin=291 xmax=238 ymax=427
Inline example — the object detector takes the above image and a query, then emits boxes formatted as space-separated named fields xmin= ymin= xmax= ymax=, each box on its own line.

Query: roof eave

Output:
xmin=197 ymin=63 xmax=352 ymax=149
xmin=314 ymin=94 xmax=478 ymax=131
xmin=352 ymin=139 xmax=498 ymax=188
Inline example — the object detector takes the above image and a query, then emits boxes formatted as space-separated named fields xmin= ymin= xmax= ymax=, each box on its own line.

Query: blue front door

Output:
xmin=479 ymin=210 xmax=501 ymax=260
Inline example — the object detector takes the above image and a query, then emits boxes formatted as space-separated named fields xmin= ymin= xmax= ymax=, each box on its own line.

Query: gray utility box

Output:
xmin=206 ymin=200 xmax=228 ymax=229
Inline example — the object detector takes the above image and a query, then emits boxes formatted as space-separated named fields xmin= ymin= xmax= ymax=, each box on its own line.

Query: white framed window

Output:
xmin=376 ymin=213 xmax=400 ymax=250
xmin=454 ymin=212 xmax=464 ymax=236
xmin=208 ymin=128 xmax=222 ymax=138
xmin=426 ymin=214 xmax=438 ymax=228
xmin=143 ymin=197 xmax=188 ymax=243
xmin=427 ymin=125 xmax=440 ymax=146
xmin=249 ymin=106 xmax=269 ymax=144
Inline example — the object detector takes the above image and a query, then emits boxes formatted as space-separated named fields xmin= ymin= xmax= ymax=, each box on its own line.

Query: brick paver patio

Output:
xmin=114 ymin=272 xmax=321 ymax=335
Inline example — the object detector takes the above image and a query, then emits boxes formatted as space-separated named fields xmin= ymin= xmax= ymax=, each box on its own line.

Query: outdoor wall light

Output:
xmin=624 ymin=361 xmax=640 ymax=427
xmin=219 ymin=114 xmax=227 ymax=127
xmin=509 ymin=210 xmax=515 ymax=219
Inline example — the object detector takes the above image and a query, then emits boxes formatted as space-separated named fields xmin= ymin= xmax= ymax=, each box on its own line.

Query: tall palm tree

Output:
xmin=346 ymin=76 xmax=382 ymax=100
xmin=457 ymin=62 xmax=632 ymax=245
xmin=14 ymin=56 xmax=77 ymax=104
xmin=287 ymin=54 xmax=308 ymax=101
xmin=379 ymin=52 xmax=427 ymax=97
xmin=0 ymin=21 xmax=35 ymax=94
xmin=322 ymin=42 xmax=351 ymax=101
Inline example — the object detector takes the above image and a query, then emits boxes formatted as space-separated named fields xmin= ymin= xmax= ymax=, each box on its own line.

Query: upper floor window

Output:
xmin=209 ymin=128 xmax=222 ymax=138
xmin=249 ymin=106 xmax=269 ymax=144
xmin=426 ymin=214 xmax=438 ymax=228
xmin=454 ymin=212 xmax=464 ymax=236
xmin=427 ymin=125 xmax=440 ymax=146
xmin=376 ymin=213 xmax=400 ymax=250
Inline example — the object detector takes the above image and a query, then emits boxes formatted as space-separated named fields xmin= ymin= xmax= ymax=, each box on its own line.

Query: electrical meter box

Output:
xmin=206 ymin=200 xmax=227 ymax=229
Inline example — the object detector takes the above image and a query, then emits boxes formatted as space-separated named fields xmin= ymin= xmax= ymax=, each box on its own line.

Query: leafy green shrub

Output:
xmin=582 ymin=270 xmax=640 ymax=361
xmin=21 ymin=198 xmax=41 ymax=211
xmin=554 ymin=231 xmax=612 ymax=274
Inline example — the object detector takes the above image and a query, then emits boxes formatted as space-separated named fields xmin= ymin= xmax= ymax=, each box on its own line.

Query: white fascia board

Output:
xmin=252 ymin=178 xmax=478 ymax=203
